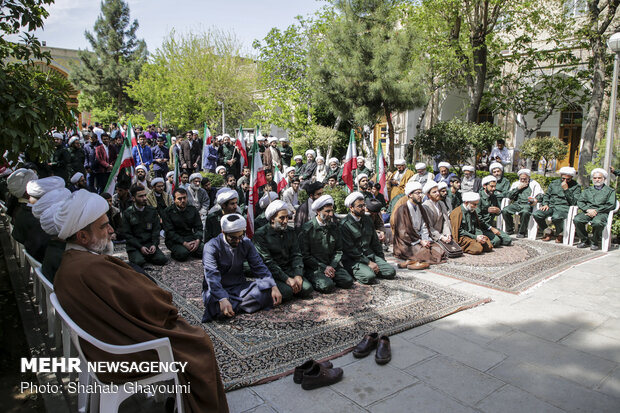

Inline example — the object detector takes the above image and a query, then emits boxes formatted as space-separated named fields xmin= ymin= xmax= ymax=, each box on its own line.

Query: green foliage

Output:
xmin=520 ymin=136 xmax=568 ymax=176
xmin=323 ymin=185 xmax=348 ymax=214
xmin=475 ymin=169 xmax=558 ymax=190
xmin=298 ymin=189 xmax=309 ymax=205
xmin=70 ymin=0 xmax=147 ymax=118
xmin=0 ymin=0 xmax=74 ymax=163
xmin=127 ymin=29 xmax=257 ymax=132
xmin=612 ymin=193 xmax=620 ymax=238
xmin=414 ymin=119 xmax=505 ymax=172
xmin=202 ymin=172 xmax=224 ymax=188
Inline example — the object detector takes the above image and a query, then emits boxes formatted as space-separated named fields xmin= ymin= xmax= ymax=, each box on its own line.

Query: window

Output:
xmin=477 ymin=110 xmax=494 ymax=125
xmin=536 ymin=131 xmax=551 ymax=137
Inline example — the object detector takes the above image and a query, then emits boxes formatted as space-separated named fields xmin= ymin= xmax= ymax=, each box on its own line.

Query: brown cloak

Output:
xmin=54 ymin=250 xmax=229 ymax=413
xmin=392 ymin=200 xmax=445 ymax=264
xmin=388 ymin=169 xmax=414 ymax=200
xmin=448 ymin=206 xmax=493 ymax=255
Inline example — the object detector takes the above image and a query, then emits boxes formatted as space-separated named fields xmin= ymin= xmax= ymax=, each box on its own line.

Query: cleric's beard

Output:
xmin=88 ymin=237 xmax=114 ymax=255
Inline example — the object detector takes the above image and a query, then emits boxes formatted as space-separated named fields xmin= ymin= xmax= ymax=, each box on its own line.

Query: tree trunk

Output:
xmin=326 ymin=115 xmax=342 ymax=160
xmin=385 ymin=106 xmax=395 ymax=170
xmin=466 ymin=32 xmax=488 ymax=122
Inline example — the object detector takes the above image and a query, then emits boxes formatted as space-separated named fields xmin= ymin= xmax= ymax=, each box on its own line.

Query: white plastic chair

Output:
xmin=499 ymin=198 xmax=538 ymax=239
xmin=33 ymin=267 xmax=62 ymax=347
xmin=23 ymin=250 xmax=43 ymax=309
xmin=566 ymin=200 xmax=619 ymax=252
xmin=50 ymin=293 xmax=185 ymax=413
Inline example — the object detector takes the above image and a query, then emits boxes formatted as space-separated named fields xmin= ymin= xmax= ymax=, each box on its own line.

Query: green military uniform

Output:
xmin=533 ymin=179 xmax=581 ymax=234
xmin=340 ymin=213 xmax=396 ymax=284
xmin=300 ymin=218 xmax=354 ymax=293
xmin=354 ymin=165 xmax=372 ymax=180
xmin=68 ymin=146 xmax=86 ymax=176
xmin=325 ymin=167 xmax=343 ymax=185
xmin=218 ymin=143 xmax=239 ymax=177
xmin=253 ymin=224 xmax=313 ymax=301
xmin=573 ymin=184 xmax=617 ymax=247
xmin=387 ymin=193 xmax=404 ymax=214
xmin=162 ymin=204 xmax=204 ymax=261
xmin=502 ymin=184 xmax=536 ymax=236
xmin=477 ymin=189 xmax=511 ymax=246
xmin=447 ymin=190 xmax=462 ymax=211
xmin=294 ymin=162 xmax=304 ymax=176
xmin=254 ymin=212 xmax=268 ymax=231
xmin=279 ymin=145 xmax=294 ymax=167
xmin=494 ymin=177 xmax=510 ymax=200
xmin=122 ymin=204 xmax=168 ymax=267
xmin=41 ymin=238 xmax=66 ymax=282
xmin=51 ymin=145 xmax=71 ymax=182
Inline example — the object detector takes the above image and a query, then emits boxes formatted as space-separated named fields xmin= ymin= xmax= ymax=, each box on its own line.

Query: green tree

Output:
xmin=0 ymin=0 xmax=74 ymax=163
xmin=127 ymin=29 xmax=257 ymax=132
xmin=70 ymin=0 xmax=147 ymax=119
xmin=520 ymin=136 xmax=568 ymax=176
xmin=309 ymin=0 xmax=426 ymax=169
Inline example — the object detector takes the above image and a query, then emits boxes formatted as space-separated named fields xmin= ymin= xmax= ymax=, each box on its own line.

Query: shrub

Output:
xmin=202 ymin=172 xmax=224 ymax=187
xmin=520 ymin=136 xmax=568 ymax=176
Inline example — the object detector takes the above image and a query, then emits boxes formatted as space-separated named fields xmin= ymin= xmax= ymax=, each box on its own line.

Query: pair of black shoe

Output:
xmin=293 ymin=360 xmax=344 ymax=390
xmin=352 ymin=333 xmax=391 ymax=365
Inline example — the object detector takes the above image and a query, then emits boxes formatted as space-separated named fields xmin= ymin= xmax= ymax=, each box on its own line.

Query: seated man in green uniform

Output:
xmin=533 ymin=166 xmax=581 ymax=243
xmin=574 ymin=168 xmax=617 ymax=250
xmin=355 ymin=173 xmax=373 ymax=200
xmin=254 ymin=200 xmax=314 ymax=301
xmin=204 ymin=188 xmax=240 ymax=242
xmin=449 ymin=192 xmax=496 ymax=255
xmin=162 ymin=188 xmax=204 ymax=261
xmin=501 ymin=168 xmax=543 ymax=238
xmin=489 ymin=162 xmax=510 ymax=201
xmin=477 ymin=176 xmax=512 ymax=246
xmin=355 ymin=156 xmax=373 ymax=180
xmin=340 ymin=192 xmax=396 ymax=284
xmin=300 ymin=195 xmax=354 ymax=293
xmin=122 ymin=184 xmax=168 ymax=267
xmin=447 ymin=176 xmax=462 ymax=211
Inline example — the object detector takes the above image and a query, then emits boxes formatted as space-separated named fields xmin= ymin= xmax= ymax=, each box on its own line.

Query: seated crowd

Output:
xmin=2 ymin=126 xmax=617 ymax=412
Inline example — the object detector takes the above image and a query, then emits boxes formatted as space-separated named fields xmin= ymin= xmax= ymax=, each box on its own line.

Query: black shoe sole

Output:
xmin=375 ymin=356 xmax=391 ymax=365
xmin=352 ymin=348 xmax=375 ymax=358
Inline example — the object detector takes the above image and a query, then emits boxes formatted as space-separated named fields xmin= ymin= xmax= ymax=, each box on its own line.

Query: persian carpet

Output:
xmin=417 ymin=238 xmax=603 ymax=294
xmin=112 ymin=245 xmax=487 ymax=390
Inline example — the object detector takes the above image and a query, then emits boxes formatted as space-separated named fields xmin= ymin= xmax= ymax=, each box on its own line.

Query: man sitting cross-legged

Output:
xmin=202 ymin=213 xmax=282 ymax=322
xmin=254 ymin=200 xmax=314 ymax=301
xmin=340 ymin=192 xmax=396 ymax=284
xmin=300 ymin=195 xmax=354 ymax=294
xmin=533 ymin=166 xmax=581 ymax=243
xmin=422 ymin=181 xmax=461 ymax=251
xmin=392 ymin=182 xmax=444 ymax=269
xmin=204 ymin=188 xmax=239 ymax=242
xmin=162 ymin=188 xmax=204 ymax=261
xmin=449 ymin=192 xmax=495 ymax=255
xmin=477 ymin=176 xmax=512 ymax=247
xmin=501 ymin=168 xmax=543 ymax=238
xmin=122 ymin=184 xmax=168 ymax=268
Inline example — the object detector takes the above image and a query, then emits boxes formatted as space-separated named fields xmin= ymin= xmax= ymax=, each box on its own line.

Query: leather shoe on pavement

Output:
xmin=541 ymin=234 xmax=553 ymax=242
xmin=293 ymin=360 xmax=334 ymax=384
xmin=375 ymin=336 xmax=391 ymax=365
xmin=352 ymin=333 xmax=379 ymax=358
xmin=576 ymin=241 xmax=590 ymax=248
xmin=555 ymin=235 xmax=563 ymax=244
xmin=301 ymin=363 xmax=343 ymax=390
xmin=397 ymin=260 xmax=414 ymax=269
xmin=591 ymin=244 xmax=601 ymax=251
xmin=407 ymin=261 xmax=430 ymax=271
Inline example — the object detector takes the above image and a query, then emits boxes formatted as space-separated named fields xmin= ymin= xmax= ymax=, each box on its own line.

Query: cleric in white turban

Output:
xmin=70 ymin=172 xmax=84 ymax=185
xmin=32 ymin=188 xmax=70 ymax=219
xmin=26 ymin=176 xmax=66 ymax=201
xmin=503 ymin=168 xmax=543 ymax=237
xmin=7 ymin=168 xmax=38 ymax=199
xmin=344 ymin=191 xmax=365 ymax=208
xmin=411 ymin=162 xmax=434 ymax=186
xmin=449 ymin=187 xmax=496 ymax=255
xmin=259 ymin=191 xmax=278 ymax=210
xmin=203 ymin=188 xmax=240 ymax=241
xmin=434 ymin=161 xmax=455 ymax=186
xmin=37 ymin=191 xmax=70 ymax=282
xmin=55 ymin=190 xmax=110 ymax=245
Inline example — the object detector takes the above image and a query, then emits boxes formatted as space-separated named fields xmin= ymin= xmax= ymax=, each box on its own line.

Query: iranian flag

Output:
xmin=104 ymin=133 xmax=135 ymax=195
xmin=341 ymin=129 xmax=358 ymax=192
xmin=235 ymin=125 xmax=248 ymax=171
xmin=127 ymin=119 xmax=137 ymax=147
xmin=274 ymin=164 xmax=287 ymax=193
xmin=201 ymin=123 xmax=212 ymax=170
xmin=246 ymin=128 xmax=266 ymax=238
xmin=376 ymin=140 xmax=388 ymax=199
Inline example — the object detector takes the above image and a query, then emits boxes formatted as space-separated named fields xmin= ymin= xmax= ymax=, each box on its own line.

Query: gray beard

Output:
xmin=271 ymin=222 xmax=287 ymax=231
xmin=88 ymin=238 xmax=114 ymax=255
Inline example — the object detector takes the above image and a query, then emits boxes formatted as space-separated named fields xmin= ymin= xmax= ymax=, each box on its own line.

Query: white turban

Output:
xmin=216 ymin=135 xmax=224 ymax=141
xmin=558 ymin=167 xmax=576 ymax=177
xmin=305 ymin=149 xmax=316 ymax=158
xmin=422 ymin=181 xmax=438 ymax=194
xmin=591 ymin=168 xmax=608 ymax=178
xmin=192 ymin=130 xmax=199 ymax=134
xmin=70 ymin=172 xmax=84 ymax=184
xmin=32 ymin=188 xmax=70 ymax=219
xmin=316 ymin=156 xmax=325 ymax=162
xmin=462 ymin=165 xmax=475 ymax=172
xmin=355 ymin=173 xmax=368 ymax=185
xmin=463 ymin=192 xmax=480 ymax=202
xmin=223 ymin=134 xmax=230 ymax=139
xmin=171 ymin=137 xmax=177 ymax=143
xmin=136 ymin=165 xmax=147 ymax=172
xmin=265 ymin=200 xmax=289 ymax=220
xmin=151 ymin=177 xmax=165 ymax=186
xmin=489 ymin=162 xmax=503 ymax=172
xmin=356 ymin=156 xmax=365 ymax=163
xmin=215 ymin=165 xmax=226 ymax=174
xmin=27 ymin=176 xmax=66 ymax=199
xmin=52 ymin=132 xmax=64 ymax=140
xmin=40 ymin=202 xmax=64 ymax=236
xmin=189 ymin=173 xmax=202 ymax=182
xmin=437 ymin=182 xmax=448 ymax=190
xmin=345 ymin=192 xmax=364 ymax=208
xmin=394 ymin=159 xmax=406 ymax=166
xmin=259 ymin=191 xmax=278 ymax=209
xmin=311 ymin=195 xmax=334 ymax=212
xmin=328 ymin=157 xmax=339 ymax=165
xmin=438 ymin=162 xmax=451 ymax=169
xmin=221 ymin=213 xmax=246 ymax=233
xmin=405 ymin=181 xmax=423 ymax=195
xmin=279 ymin=137 xmax=289 ymax=142
xmin=166 ymin=171 xmax=174 ymax=179
xmin=481 ymin=175 xmax=497 ymax=186
xmin=68 ymin=136 xmax=80 ymax=146
xmin=517 ymin=168 xmax=531 ymax=177
xmin=55 ymin=190 xmax=109 ymax=240
xmin=267 ymin=137 xmax=278 ymax=143
xmin=415 ymin=162 xmax=426 ymax=170
xmin=284 ymin=166 xmax=296 ymax=175
xmin=7 ymin=168 xmax=38 ymax=198
xmin=256 ymin=136 xmax=266 ymax=142
xmin=216 ymin=188 xmax=238 ymax=205
xmin=294 ymin=155 xmax=303 ymax=161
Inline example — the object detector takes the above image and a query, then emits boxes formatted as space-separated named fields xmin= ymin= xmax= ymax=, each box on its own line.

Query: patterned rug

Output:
xmin=112 ymin=245 xmax=487 ymax=391
xmin=412 ymin=238 xmax=604 ymax=294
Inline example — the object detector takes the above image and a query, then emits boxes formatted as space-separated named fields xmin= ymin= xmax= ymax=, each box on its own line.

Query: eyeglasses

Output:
xmin=226 ymin=233 xmax=245 ymax=242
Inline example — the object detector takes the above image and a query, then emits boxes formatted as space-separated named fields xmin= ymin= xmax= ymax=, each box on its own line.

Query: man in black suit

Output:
xmin=179 ymin=131 xmax=203 ymax=174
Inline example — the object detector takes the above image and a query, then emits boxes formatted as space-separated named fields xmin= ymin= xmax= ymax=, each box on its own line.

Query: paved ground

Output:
xmin=226 ymin=250 xmax=620 ymax=413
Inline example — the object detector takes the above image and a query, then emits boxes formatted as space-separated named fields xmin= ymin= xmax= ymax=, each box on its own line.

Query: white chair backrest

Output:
xmin=23 ymin=250 xmax=41 ymax=270
xmin=34 ymin=267 xmax=54 ymax=293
